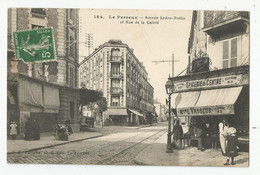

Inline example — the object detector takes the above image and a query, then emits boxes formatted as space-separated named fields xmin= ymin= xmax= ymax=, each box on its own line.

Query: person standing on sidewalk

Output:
xmin=219 ymin=119 xmax=229 ymax=156
xmin=10 ymin=121 xmax=18 ymax=140
xmin=224 ymin=127 xmax=239 ymax=165
xmin=172 ymin=120 xmax=183 ymax=149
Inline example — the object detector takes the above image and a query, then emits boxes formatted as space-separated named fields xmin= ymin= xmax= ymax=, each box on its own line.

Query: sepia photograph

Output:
xmin=5 ymin=7 xmax=251 ymax=167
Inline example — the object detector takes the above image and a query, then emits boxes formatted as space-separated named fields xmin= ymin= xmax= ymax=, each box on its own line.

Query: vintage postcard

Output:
xmin=7 ymin=8 xmax=249 ymax=167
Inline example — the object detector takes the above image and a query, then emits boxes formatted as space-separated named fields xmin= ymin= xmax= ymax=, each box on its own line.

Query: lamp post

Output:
xmin=165 ymin=80 xmax=174 ymax=153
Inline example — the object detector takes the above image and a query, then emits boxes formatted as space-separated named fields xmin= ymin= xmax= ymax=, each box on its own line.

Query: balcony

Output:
xmin=110 ymin=56 xmax=124 ymax=64
xmin=110 ymin=73 xmax=124 ymax=79
xmin=203 ymin=11 xmax=249 ymax=36
xmin=110 ymin=87 xmax=123 ymax=95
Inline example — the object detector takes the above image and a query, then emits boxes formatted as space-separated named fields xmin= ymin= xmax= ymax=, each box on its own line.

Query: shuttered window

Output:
xmin=222 ymin=38 xmax=238 ymax=69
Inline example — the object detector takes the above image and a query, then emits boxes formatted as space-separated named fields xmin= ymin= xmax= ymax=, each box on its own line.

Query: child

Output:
xmin=10 ymin=121 xmax=18 ymax=140
xmin=224 ymin=127 xmax=239 ymax=165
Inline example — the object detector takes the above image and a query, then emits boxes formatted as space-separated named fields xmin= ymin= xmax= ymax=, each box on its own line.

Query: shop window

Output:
xmin=223 ymin=38 xmax=238 ymax=69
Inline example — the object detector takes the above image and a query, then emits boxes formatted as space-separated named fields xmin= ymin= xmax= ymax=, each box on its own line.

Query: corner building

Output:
xmin=7 ymin=8 xmax=80 ymax=136
xmin=168 ymin=10 xmax=249 ymax=151
xmin=79 ymin=40 xmax=154 ymax=125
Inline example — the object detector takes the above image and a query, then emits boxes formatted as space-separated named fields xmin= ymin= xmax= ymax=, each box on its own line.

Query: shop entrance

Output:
xmin=30 ymin=113 xmax=58 ymax=133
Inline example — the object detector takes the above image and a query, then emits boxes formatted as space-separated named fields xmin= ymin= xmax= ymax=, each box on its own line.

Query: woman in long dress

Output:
xmin=224 ymin=127 xmax=239 ymax=165
xmin=219 ymin=120 xmax=229 ymax=155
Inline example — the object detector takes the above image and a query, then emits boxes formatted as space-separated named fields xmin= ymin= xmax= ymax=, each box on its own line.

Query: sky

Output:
xmin=79 ymin=9 xmax=192 ymax=104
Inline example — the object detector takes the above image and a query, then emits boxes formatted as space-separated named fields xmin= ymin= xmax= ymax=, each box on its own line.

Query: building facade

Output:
xmin=79 ymin=40 xmax=154 ymax=125
xmin=168 ymin=10 xmax=249 ymax=150
xmin=187 ymin=11 xmax=249 ymax=71
xmin=7 ymin=8 xmax=80 ymax=136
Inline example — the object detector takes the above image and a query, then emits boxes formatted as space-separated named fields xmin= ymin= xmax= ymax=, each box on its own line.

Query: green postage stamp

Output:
xmin=13 ymin=28 xmax=56 ymax=62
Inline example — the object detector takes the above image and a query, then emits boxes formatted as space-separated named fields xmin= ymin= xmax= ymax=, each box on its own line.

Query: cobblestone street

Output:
xmin=7 ymin=124 xmax=166 ymax=165
xmin=7 ymin=122 xmax=249 ymax=166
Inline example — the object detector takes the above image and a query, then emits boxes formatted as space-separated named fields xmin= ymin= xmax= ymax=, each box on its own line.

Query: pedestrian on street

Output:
xmin=224 ymin=127 xmax=239 ymax=165
xmin=219 ymin=119 xmax=229 ymax=156
xmin=10 ymin=121 xmax=18 ymax=140
xmin=172 ymin=120 xmax=183 ymax=149
xmin=32 ymin=119 xmax=40 ymax=140
xmin=24 ymin=118 xmax=33 ymax=140
xmin=193 ymin=122 xmax=205 ymax=151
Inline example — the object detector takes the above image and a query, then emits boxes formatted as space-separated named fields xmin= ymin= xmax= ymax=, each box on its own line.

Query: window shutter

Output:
xmin=223 ymin=41 xmax=229 ymax=60
xmin=231 ymin=38 xmax=238 ymax=67
xmin=231 ymin=38 xmax=237 ymax=58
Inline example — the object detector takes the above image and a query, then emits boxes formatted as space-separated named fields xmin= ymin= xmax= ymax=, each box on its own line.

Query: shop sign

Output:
xmin=177 ymin=105 xmax=234 ymax=116
xmin=173 ymin=74 xmax=243 ymax=92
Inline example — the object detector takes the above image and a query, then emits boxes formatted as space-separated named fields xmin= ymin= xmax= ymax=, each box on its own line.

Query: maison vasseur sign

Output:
xmin=177 ymin=105 xmax=234 ymax=116
xmin=173 ymin=74 xmax=243 ymax=92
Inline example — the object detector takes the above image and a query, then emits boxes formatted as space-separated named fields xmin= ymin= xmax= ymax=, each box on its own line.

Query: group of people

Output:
xmin=171 ymin=118 xmax=239 ymax=165
xmin=54 ymin=119 xmax=73 ymax=141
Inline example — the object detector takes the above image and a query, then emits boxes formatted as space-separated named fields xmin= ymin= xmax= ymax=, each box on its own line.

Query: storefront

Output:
xmin=7 ymin=73 xmax=81 ymax=137
xmin=169 ymin=65 xmax=249 ymax=151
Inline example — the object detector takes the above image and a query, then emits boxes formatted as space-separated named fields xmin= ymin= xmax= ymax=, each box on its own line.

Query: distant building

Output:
xmin=7 ymin=8 xmax=80 ymax=136
xmin=154 ymin=99 xmax=166 ymax=122
xmin=79 ymin=40 xmax=154 ymax=125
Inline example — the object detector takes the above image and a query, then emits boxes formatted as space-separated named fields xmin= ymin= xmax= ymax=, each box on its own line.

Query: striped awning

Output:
xmin=128 ymin=109 xmax=143 ymax=117
xmin=173 ymin=87 xmax=243 ymax=116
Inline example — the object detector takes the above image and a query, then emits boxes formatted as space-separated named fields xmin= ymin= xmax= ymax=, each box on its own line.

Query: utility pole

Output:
xmin=85 ymin=33 xmax=93 ymax=56
xmin=152 ymin=52 xmax=179 ymax=78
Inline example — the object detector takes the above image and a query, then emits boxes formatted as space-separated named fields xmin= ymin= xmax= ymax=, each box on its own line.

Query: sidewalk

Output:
xmin=134 ymin=132 xmax=249 ymax=167
xmin=7 ymin=131 xmax=102 ymax=154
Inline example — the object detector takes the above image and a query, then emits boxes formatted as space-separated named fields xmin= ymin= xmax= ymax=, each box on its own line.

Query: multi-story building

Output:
xmin=167 ymin=10 xmax=249 ymax=151
xmin=79 ymin=40 xmax=154 ymax=125
xmin=187 ymin=10 xmax=249 ymax=70
xmin=7 ymin=8 xmax=80 ymax=136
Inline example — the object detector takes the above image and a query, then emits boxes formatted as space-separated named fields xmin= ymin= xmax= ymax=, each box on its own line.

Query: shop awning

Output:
xmin=107 ymin=108 xmax=128 ymax=115
xmin=18 ymin=76 xmax=60 ymax=113
xmin=175 ymin=87 xmax=242 ymax=116
xmin=128 ymin=109 xmax=143 ymax=117
xmin=43 ymin=84 xmax=60 ymax=113
xmin=19 ymin=78 xmax=44 ymax=109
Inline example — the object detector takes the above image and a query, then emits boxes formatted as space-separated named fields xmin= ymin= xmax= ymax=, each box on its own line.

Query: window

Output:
xmin=70 ymin=9 xmax=74 ymax=20
xmin=69 ymin=36 xmax=75 ymax=57
xmin=31 ymin=8 xmax=46 ymax=18
xmin=111 ymin=79 xmax=120 ymax=88
xmin=69 ymin=67 xmax=75 ymax=87
xmin=223 ymin=38 xmax=238 ymax=69
xmin=111 ymin=64 xmax=120 ymax=75
xmin=32 ymin=25 xmax=44 ymax=29
xmin=111 ymin=96 xmax=120 ymax=106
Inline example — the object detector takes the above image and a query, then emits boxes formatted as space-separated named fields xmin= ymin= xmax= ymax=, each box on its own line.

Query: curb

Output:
xmin=7 ymin=133 xmax=103 ymax=155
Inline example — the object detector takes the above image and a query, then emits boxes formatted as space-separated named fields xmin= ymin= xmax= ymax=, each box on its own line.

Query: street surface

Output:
xmin=7 ymin=122 xmax=249 ymax=166
xmin=7 ymin=123 xmax=166 ymax=165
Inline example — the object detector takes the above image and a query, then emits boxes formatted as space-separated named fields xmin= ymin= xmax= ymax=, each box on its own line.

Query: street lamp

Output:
xmin=165 ymin=80 xmax=174 ymax=153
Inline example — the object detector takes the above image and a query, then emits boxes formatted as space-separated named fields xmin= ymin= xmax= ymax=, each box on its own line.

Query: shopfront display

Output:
xmin=169 ymin=65 xmax=249 ymax=151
